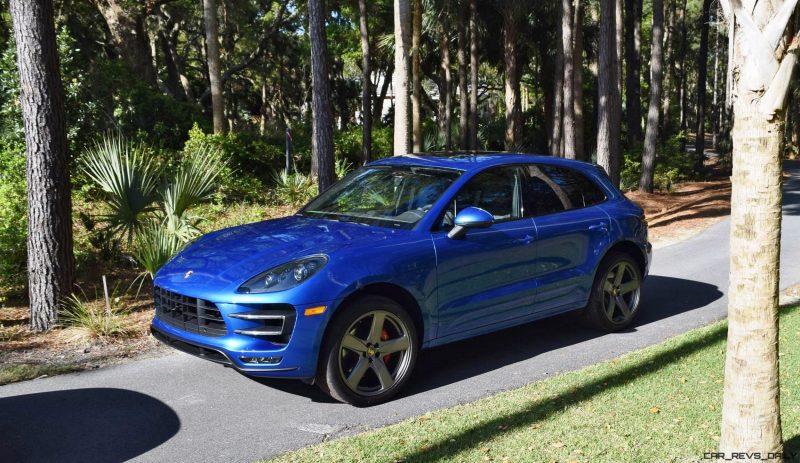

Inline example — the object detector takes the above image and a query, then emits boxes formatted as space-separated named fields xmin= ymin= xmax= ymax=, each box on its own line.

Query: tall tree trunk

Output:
xmin=9 ymin=0 xmax=74 ymax=332
xmin=92 ymin=0 xmax=157 ymax=87
xmin=457 ymin=0 xmax=469 ymax=150
xmin=677 ymin=0 xmax=688 ymax=133
xmin=439 ymin=14 xmax=453 ymax=151
xmin=615 ymin=0 xmax=623 ymax=103
xmin=624 ymin=0 xmax=643 ymax=144
xmin=562 ymin=0 xmax=576 ymax=159
xmin=308 ymin=0 xmax=335 ymax=190
xmin=203 ymin=0 xmax=226 ymax=134
xmin=411 ymin=0 xmax=422 ymax=152
xmin=638 ymin=0 xmax=664 ymax=193
xmin=693 ymin=0 xmax=712 ymax=173
xmin=374 ymin=65 xmax=393 ymax=126
xmin=358 ymin=0 xmax=372 ymax=164
xmin=711 ymin=4 xmax=721 ymax=148
xmin=661 ymin=0 xmax=676 ymax=141
xmin=502 ymin=8 xmax=521 ymax=150
xmin=719 ymin=0 xmax=793 ymax=456
xmin=393 ymin=0 xmax=412 ymax=155
xmin=597 ymin=0 xmax=621 ymax=185
xmin=573 ymin=0 xmax=585 ymax=160
xmin=551 ymin=2 xmax=565 ymax=157
xmin=468 ymin=0 xmax=479 ymax=150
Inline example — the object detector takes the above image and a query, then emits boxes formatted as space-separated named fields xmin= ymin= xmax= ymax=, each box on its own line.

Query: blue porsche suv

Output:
xmin=151 ymin=153 xmax=650 ymax=405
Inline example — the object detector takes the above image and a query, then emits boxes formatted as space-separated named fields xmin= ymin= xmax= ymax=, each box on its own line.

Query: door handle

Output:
xmin=588 ymin=223 xmax=608 ymax=232
xmin=514 ymin=234 xmax=535 ymax=245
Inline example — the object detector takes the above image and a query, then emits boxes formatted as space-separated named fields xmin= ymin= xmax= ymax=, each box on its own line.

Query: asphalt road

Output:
xmin=2 ymin=163 xmax=800 ymax=463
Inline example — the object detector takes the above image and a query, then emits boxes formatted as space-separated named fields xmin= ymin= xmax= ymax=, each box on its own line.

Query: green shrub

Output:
xmin=132 ymin=226 xmax=186 ymax=281
xmin=59 ymin=293 xmax=134 ymax=339
xmin=620 ymin=135 xmax=695 ymax=191
xmin=273 ymin=169 xmax=318 ymax=207
xmin=0 ymin=138 xmax=27 ymax=298
xmin=184 ymin=124 xmax=283 ymax=201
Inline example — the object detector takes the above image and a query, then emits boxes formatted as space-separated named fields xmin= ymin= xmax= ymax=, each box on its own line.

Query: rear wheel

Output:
xmin=317 ymin=295 xmax=418 ymax=406
xmin=583 ymin=253 xmax=642 ymax=331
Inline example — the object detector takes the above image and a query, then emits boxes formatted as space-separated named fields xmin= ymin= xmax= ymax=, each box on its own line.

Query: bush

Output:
xmin=184 ymin=124 xmax=284 ymax=201
xmin=273 ymin=169 xmax=318 ymax=207
xmin=59 ymin=293 xmax=134 ymax=340
xmin=0 ymin=138 xmax=27 ymax=299
xmin=333 ymin=126 xmax=393 ymax=165
xmin=620 ymin=135 xmax=695 ymax=191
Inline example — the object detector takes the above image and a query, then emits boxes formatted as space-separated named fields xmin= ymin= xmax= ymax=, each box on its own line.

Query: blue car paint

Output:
xmin=152 ymin=153 xmax=650 ymax=380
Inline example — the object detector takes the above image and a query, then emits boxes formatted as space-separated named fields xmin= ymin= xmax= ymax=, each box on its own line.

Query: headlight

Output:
xmin=237 ymin=255 xmax=328 ymax=294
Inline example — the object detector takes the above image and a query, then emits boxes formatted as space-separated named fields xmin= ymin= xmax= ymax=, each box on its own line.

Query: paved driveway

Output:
xmin=2 ymin=163 xmax=799 ymax=463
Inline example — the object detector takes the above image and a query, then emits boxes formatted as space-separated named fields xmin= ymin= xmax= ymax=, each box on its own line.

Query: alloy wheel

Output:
xmin=337 ymin=310 xmax=413 ymax=396
xmin=602 ymin=261 xmax=641 ymax=324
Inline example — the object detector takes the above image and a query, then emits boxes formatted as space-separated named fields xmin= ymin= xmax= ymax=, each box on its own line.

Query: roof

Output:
xmin=369 ymin=151 xmax=602 ymax=174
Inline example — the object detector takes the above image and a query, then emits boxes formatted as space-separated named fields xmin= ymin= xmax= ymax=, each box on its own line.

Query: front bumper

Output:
xmin=150 ymin=298 xmax=335 ymax=379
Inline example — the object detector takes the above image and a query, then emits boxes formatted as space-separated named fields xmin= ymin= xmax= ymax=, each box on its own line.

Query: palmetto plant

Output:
xmin=80 ymin=135 xmax=159 ymax=243
xmin=81 ymin=134 xmax=224 ymax=278
xmin=273 ymin=169 xmax=318 ymax=207
xmin=159 ymin=145 xmax=225 ymax=242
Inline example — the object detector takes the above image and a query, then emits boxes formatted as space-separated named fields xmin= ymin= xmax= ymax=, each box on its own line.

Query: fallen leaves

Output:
xmin=649 ymin=406 xmax=661 ymax=414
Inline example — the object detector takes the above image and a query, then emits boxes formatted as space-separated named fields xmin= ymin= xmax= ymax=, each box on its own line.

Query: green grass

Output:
xmin=0 ymin=364 xmax=83 ymax=386
xmin=269 ymin=305 xmax=800 ymax=463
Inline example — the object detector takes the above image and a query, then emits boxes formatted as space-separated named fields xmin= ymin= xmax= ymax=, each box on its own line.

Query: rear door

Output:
xmin=524 ymin=164 xmax=612 ymax=313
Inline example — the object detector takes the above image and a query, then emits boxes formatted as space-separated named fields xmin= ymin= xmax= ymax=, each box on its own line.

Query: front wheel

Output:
xmin=583 ymin=253 xmax=643 ymax=331
xmin=317 ymin=295 xmax=418 ymax=406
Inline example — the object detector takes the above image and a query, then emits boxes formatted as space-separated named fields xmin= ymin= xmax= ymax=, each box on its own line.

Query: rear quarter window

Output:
xmin=538 ymin=165 xmax=607 ymax=208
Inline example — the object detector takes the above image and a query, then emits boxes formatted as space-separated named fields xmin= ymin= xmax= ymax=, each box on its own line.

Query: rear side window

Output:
xmin=537 ymin=165 xmax=606 ymax=208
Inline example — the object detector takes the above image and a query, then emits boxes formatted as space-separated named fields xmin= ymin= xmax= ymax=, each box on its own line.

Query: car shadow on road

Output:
xmin=403 ymin=275 xmax=723 ymax=397
xmin=0 ymin=388 xmax=180 ymax=463
xmin=252 ymin=275 xmax=722 ymax=404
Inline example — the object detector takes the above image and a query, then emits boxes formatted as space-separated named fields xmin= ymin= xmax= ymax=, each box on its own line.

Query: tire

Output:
xmin=317 ymin=295 xmax=418 ymax=406
xmin=583 ymin=253 xmax=643 ymax=331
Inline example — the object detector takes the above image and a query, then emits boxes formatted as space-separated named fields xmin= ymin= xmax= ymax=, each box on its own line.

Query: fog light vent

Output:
xmin=240 ymin=356 xmax=282 ymax=365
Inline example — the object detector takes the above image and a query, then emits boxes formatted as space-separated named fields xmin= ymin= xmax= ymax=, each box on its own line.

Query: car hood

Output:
xmin=155 ymin=215 xmax=397 ymax=292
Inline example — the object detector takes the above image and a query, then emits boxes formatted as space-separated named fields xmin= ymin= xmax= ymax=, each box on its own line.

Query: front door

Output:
xmin=432 ymin=166 xmax=539 ymax=339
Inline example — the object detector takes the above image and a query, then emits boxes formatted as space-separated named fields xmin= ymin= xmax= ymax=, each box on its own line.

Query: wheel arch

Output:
xmin=333 ymin=283 xmax=426 ymax=341
xmin=598 ymin=240 xmax=648 ymax=277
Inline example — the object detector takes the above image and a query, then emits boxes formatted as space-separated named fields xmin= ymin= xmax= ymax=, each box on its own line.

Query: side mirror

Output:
xmin=447 ymin=207 xmax=494 ymax=239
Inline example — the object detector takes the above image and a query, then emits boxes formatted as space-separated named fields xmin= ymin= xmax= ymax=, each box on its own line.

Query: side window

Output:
xmin=437 ymin=166 xmax=524 ymax=230
xmin=538 ymin=165 xmax=607 ymax=209
xmin=522 ymin=165 xmax=568 ymax=217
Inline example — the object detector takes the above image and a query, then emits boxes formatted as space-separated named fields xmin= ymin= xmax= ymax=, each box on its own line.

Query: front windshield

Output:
xmin=300 ymin=165 xmax=462 ymax=229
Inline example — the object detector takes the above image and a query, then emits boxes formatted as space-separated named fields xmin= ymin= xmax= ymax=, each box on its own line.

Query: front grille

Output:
xmin=154 ymin=287 xmax=227 ymax=337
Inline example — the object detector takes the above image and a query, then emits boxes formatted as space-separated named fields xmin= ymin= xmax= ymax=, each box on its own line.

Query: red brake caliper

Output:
xmin=381 ymin=328 xmax=391 ymax=364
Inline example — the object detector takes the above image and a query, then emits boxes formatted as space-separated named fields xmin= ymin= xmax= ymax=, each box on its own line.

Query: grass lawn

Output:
xmin=269 ymin=304 xmax=800 ymax=463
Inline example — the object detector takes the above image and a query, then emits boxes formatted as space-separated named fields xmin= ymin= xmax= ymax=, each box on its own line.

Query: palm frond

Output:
xmin=79 ymin=134 xmax=160 ymax=242
xmin=160 ymin=143 xmax=225 ymax=221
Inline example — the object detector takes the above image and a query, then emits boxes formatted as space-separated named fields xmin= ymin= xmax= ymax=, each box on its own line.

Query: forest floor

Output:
xmin=0 ymin=174 xmax=735 ymax=386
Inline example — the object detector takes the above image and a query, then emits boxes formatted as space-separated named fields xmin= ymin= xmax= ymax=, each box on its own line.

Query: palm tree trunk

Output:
xmin=573 ymin=0 xmax=585 ymax=161
xmin=719 ymin=0 xmax=792 ymax=456
xmin=469 ymin=0 xmax=479 ymax=150
xmin=393 ymin=0 xmax=412 ymax=155
xmin=308 ymin=0 xmax=335 ymax=190
xmin=358 ymin=0 xmax=372 ymax=164
xmin=597 ymin=0 xmax=621 ymax=185
xmin=411 ymin=0 xmax=422 ymax=152
xmin=638 ymin=0 xmax=664 ymax=193
xmin=457 ymin=0 xmax=469 ymax=150
xmin=203 ymin=0 xmax=226 ymax=134
xmin=562 ymin=0 xmax=576 ymax=160
xmin=9 ymin=0 xmax=75 ymax=331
